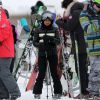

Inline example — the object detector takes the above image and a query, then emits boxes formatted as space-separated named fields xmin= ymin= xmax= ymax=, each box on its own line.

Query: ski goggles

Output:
xmin=42 ymin=12 xmax=53 ymax=20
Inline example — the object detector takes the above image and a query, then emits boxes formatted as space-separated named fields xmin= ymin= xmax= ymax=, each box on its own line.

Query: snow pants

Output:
xmin=0 ymin=78 xmax=9 ymax=99
xmin=70 ymin=32 xmax=89 ymax=95
xmin=88 ymin=56 xmax=100 ymax=96
xmin=33 ymin=55 xmax=62 ymax=94
xmin=0 ymin=58 xmax=21 ymax=99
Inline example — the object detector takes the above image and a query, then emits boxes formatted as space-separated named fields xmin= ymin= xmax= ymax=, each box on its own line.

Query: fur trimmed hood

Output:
xmin=63 ymin=1 xmax=84 ymax=17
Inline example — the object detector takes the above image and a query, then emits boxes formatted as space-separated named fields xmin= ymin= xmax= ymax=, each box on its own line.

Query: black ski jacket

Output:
xmin=32 ymin=27 xmax=60 ymax=56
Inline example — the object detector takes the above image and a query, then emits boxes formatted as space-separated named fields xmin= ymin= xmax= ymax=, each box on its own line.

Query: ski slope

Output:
xmin=16 ymin=51 xmax=81 ymax=100
xmin=17 ymin=74 xmax=80 ymax=100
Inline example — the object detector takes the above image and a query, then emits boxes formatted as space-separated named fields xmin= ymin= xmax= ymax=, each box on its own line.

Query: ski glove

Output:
xmin=43 ymin=35 xmax=56 ymax=45
xmin=43 ymin=35 xmax=50 ymax=43
xmin=49 ymin=36 xmax=56 ymax=46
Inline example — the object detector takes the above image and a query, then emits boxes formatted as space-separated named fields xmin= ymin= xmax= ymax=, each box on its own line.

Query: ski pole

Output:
xmin=74 ymin=32 xmax=82 ymax=100
xmin=48 ymin=63 xmax=54 ymax=97
xmin=46 ymin=62 xmax=49 ymax=99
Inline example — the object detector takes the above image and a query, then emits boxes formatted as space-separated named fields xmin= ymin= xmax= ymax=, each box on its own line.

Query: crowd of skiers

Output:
xmin=0 ymin=0 xmax=100 ymax=100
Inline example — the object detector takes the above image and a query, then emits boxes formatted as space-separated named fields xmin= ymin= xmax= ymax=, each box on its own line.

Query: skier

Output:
xmin=0 ymin=1 xmax=21 ymax=100
xmin=80 ymin=0 xmax=100 ymax=98
xmin=32 ymin=11 xmax=62 ymax=99
xmin=4 ymin=9 xmax=18 ymax=73
xmin=56 ymin=0 xmax=89 ymax=99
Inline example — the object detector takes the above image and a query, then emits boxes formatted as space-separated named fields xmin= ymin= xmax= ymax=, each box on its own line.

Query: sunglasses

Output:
xmin=94 ymin=2 xmax=100 ymax=8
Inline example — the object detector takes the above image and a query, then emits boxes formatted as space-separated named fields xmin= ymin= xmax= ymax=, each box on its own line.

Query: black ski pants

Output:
xmin=33 ymin=54 xmax=62 ymax=94
xmin=70 ymin=32 xmax=89 ymax=95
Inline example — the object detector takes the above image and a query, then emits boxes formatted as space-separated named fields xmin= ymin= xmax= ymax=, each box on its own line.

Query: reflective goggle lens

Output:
xmin=42 ymin=13 xmax=53 ymax=20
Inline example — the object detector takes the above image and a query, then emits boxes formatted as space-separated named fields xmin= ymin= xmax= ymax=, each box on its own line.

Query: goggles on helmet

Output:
xmin=42 ymin=12 xmax=53 ymax=20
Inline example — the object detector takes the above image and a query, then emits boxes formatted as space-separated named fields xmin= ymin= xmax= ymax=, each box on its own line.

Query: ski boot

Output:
xmin=53 ymin=94 xmax=62 ymax=99
xmin=5 ymin=95 xmax=20 ymax=100
xmin=34 ymin=94 xmax=41 ymax=99
xmin=92 ymin=96 xmax=100 ymax=100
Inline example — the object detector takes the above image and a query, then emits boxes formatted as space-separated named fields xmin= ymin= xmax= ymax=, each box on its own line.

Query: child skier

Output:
xmin=80 ymin=0 xmax=100 ymax=98
xmin=32 ymin=11 xmax=62 ymax=99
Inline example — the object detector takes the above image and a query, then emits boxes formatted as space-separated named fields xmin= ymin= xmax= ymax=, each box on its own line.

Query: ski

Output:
xmin=25 ymin=59 xmax=38 ymax=91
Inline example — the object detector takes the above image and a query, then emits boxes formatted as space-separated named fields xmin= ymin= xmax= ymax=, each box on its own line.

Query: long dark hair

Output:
xmin=62 ymin=0 xmax=73 ymax=8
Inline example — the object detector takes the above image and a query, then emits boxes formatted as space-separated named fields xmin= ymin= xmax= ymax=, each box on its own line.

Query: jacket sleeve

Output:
xmin=54 ymin=28 xmax=60 ymax=45
xmin=0 ymin=20 xmax=12 ymax=42
xmin=80 ymin=10 xmax=96 ymax=34
xmin=33 ymin=29 xmax=39 ymax=48
xmin=56 ymin=10 xmax=81 ymax=31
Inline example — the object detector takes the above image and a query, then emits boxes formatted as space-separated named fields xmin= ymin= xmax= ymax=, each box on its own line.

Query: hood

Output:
xmin=63 ymin=1 xmax=84 ymax=17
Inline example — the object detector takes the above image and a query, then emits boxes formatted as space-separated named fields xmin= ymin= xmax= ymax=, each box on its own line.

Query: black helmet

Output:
xmin=41 ymin=11 xmax=53 ymax=21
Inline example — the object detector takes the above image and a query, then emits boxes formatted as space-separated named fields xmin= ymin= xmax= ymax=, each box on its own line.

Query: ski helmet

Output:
xmin=41 ymin=11 xmax=53 ymax=21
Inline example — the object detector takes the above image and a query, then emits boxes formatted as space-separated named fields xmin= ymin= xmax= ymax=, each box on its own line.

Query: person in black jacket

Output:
xmin=56 ymin=0 xmax=89 ymax=99
xmin=32 ymin=11 xmax=62 ymax=99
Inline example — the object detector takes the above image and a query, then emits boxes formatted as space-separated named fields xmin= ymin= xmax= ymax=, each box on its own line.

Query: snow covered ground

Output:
xmin=17 ymin=75 xmax=80 ymax=100
xmin=16 ymin=50 xmax=81 ymax=100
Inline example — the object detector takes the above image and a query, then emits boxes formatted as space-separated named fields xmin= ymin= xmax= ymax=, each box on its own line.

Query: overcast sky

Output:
xmin=2 ymin=0 xmax=63 ymax=15
xmin=2 ymin=0 xmax=85 ymax=16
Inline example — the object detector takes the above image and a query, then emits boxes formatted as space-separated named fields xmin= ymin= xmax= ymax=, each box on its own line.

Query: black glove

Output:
xmin=43 ymin=35 xmax=50 ymax=43
xmin=49 ymin=36 xmax=55 ymax=46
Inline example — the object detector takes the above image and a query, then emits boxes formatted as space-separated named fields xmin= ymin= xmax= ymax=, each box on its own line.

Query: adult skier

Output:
xmin=32 ymin=11 xmax=62 ymax=99
xmin=56 ymin=0 xmax=89 ymax=99
xmin=80 ymin=0 xmax=100 ymax=98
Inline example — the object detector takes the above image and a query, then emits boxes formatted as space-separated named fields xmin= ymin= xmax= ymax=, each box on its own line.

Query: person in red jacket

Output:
xmin=0 ymin=1 xmax=21 ymax=100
